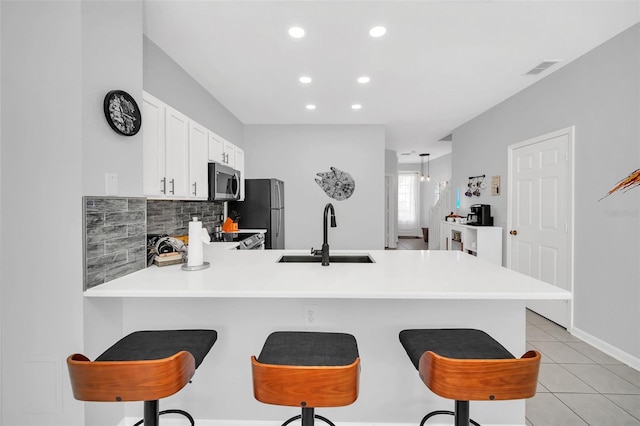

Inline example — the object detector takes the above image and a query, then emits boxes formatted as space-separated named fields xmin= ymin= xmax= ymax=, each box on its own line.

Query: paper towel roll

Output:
xmin=188 ymin=217 xmax=204 ymax=267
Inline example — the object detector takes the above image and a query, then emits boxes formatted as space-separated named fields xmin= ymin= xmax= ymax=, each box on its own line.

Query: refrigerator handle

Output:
xmin=275 ymin=182 xmax=281 ymax=238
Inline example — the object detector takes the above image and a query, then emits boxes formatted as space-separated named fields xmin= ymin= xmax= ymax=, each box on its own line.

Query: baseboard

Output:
xmin=119 ymin=418 xmax=524 ymax=426
xmin=119 ymin=420 xmax=413 ymax=426
xmin=571 ymin=326 xmax=640 ymax=371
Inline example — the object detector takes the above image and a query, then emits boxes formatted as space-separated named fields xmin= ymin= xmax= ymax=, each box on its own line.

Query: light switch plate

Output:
xmin=105 ymin=173 xmax=119 ymax=196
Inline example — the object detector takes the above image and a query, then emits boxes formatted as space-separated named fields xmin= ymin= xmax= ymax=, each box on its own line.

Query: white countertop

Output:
xmin=85 ymin=247 xmax=572 ymax=300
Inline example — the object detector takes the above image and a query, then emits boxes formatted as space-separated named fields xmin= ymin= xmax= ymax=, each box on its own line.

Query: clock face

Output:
xmin=103 ymin=90 xmax=141 ymax=136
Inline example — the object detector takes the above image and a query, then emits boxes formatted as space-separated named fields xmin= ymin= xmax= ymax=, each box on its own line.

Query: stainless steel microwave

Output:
xmin=208 ymin=162 xmax=241 ymax=201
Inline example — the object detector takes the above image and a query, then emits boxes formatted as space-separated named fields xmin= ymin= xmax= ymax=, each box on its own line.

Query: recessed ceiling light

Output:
xmin=369 ymin=26 xmax=386 ymax=38
xmin=357 ymin=76 xmax=370 ymax=84
xmin=351 ymin=104 xmax=362 ymax=110
xmin=288 ymin=26 xmax=305 ymax=38
xmin=299 ymin=76 xmax=312 ymax=84
xmin=306 ymin=104 xmax=316 ymax=110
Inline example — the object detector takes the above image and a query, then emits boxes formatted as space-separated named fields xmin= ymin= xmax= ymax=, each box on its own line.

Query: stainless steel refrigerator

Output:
xmin=229 ymin=179 xmax=284 ymax=249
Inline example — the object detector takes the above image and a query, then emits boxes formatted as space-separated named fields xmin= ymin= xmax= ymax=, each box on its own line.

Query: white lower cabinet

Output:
xmin=440 ymin=221 xmax=503 ymax=265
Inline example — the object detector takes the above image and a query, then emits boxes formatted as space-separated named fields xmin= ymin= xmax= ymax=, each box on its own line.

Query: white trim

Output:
xmin=571 ymin=326 xmax=640 ymax=372
xmin=120 ymin=419 xmax=523 ymax=426
xmin=506 ymin=126 xmax=575 ymax=330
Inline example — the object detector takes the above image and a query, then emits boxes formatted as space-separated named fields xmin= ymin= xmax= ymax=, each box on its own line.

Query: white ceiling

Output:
xmin=143 ymin=1 xmax=639 ymax=163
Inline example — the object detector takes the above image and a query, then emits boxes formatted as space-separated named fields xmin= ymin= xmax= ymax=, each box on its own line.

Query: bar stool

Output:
xmin=399 ymin=329 xmax=540 ymax=426
xmin=251 ymin=331 xmax=360 ymax=426
xmin=67 ymin=329 xmax=217 ymax=426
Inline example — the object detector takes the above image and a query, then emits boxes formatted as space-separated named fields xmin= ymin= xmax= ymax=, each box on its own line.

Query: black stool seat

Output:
xmin=399 ymin=329 xmax=514 ymax=369
xmin=68 ymin=329 xmax=217 ymax=426
xmin=96 ymin=329 xmax=217 ymax=367
xmin=399 ymin=328 xmax=540 ymax=426
xmin=258 ymin=331 xmax=358 ymax=366
xmin=252 ymin=331 xmax=360 ymax=426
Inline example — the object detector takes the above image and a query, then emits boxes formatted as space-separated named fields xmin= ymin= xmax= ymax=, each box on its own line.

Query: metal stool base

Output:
xmin=133 ymin=402 xmax=195 ymax=426
xmin=281 ymin=407 xmax=336 ymax=426
xmin=420 ymin=401 xmax=481 ymax=426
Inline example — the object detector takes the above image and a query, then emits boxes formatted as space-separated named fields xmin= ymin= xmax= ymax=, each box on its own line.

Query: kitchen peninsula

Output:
xmin=84 ymin=247 xmax=570 ymax=425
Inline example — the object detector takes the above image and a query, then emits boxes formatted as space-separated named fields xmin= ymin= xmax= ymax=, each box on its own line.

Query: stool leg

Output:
xmin=301 ymin=407 xmax=314 ymax=426
xmin=143 ymin=400 xmax=159 ymax=426
xmin=454 ymin=400 xmax=469 ymax=426
xmin=281 ymin=409 xmax=338 ymax=426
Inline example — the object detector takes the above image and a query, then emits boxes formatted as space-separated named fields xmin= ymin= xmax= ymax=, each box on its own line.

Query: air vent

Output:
xmin=526 ymin=59 xmax=561 ymax=75
xmin=439 ymin=133 xmax=453 ymax=142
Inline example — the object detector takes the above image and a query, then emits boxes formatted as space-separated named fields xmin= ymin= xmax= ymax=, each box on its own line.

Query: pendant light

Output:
xmin=419 ymin=153 xmax=430 ymax=182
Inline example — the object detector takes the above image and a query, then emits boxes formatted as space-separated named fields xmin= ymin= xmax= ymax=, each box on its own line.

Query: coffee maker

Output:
xmin=468 ymin=204 xmax=493 ymax=226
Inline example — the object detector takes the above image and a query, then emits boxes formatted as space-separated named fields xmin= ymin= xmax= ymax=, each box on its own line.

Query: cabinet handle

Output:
xmin=192 ymin=182 xmax=197 ymax=196
xmin=161 ymin=177 xmax=166 ymax=194
xmin=509 ymin=229 xmax=518 ymax=236
xmin=170 ymin=178 xmax=175 ymax=195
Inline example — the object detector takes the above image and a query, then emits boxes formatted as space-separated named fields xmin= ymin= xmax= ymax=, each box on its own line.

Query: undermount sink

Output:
xmin=277 ymin=254 xmax=375 ymax=264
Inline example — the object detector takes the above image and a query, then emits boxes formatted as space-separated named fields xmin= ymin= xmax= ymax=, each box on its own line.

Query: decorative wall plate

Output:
xmin=103 ymin=90 xmax=141 ymax=136
xmin=315 ymin=167 xmax=355 ymax=201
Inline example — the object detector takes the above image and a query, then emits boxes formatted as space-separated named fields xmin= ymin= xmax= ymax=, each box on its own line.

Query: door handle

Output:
xmin=509 ymin=230 xmax=518 ymax=236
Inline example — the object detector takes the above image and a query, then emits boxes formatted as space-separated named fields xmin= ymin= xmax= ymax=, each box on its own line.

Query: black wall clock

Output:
xmin=103 ymin=90 xmax=141 ymax=136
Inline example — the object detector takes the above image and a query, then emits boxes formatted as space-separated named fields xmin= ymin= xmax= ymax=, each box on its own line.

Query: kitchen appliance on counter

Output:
xmin=238 ymin=233 xmax=265 ymax=250
xmin=208 ymin=162 xmax=241 ymax=201
xmin=467 ymin=204 xmax=493 ymax=226
xmin=229 ymin=179 xmax=284 ymax=249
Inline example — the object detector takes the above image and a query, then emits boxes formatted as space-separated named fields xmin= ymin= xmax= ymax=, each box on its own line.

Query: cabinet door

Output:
xmin=235 ymin=147 xmax=245 ymax=201
xmin=223 ymin=140 xmax=235 ymax=166
xmin=208 ymin=131 xmax=224 ymax=163
xmin=189 ymin=121 xmax=209 ymax=200
xmin=164 ymin=106 xmax=189 ymax=197
xmin=142 ymin=93 xmax=166 ymax=196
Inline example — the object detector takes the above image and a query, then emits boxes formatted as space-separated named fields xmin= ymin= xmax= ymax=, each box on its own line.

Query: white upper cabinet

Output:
xmin=142 ymin=93 xmax=166 ymax=196
xmin=189 ymin=120 xmax=209 ymax=200
xmin=143 ymin=91 xmax=245 ymax=201
xmin=208 ymin=131 xmax=238 ymax=168
xmin=235 ymin=147 xmax=245 ymax=201
xmin=164 ymin=106 xmax=190 ymax=198
xmin=223 ymin=139 xmax=236 ymax=167
xmin=208 ymin=131 xmax=224 ymax=164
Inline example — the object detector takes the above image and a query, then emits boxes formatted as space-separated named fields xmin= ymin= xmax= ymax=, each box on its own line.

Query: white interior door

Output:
xmin=508 ymin=128 xmax=573 ymax=327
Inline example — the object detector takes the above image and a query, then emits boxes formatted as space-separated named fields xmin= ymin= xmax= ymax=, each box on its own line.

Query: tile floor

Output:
xmin=393 ymin=236 xmax=429 ymax=250
xmin=392 ymin=238 xmax=640 ymax=425
xmin=526 ymin=310 xmax=640 ymax=425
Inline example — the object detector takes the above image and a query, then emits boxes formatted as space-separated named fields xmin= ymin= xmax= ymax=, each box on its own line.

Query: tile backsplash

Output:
xmin=82 ymin=197 xmax=225 ymax=290
xmin=146 ymin=200 xmax=224 ymax=236
xmin=83 ymin=196 xmax=147 ymax=290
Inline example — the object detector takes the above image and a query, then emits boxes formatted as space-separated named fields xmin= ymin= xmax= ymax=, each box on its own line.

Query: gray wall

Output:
xmin=385 ymin=149 xmax=399 ymax=248
xmin=1 ymin=1 xmax=145 ymax=424
xmin=244 ymin=124 xmax=386 ymax=250
xmin=451 ymin=24 xmax=640 ymax=362
xmin=82 ymin=4 xmax=143 ymax=197
xmin=1 ymin=2 xmax=85 ymax=424
xmin=143 ymin=36 xmax=244 ymax=147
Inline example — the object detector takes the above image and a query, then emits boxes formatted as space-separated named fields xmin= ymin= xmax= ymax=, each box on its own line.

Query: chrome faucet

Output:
xmin=312 ymin=203 xmax=337 ymax=266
